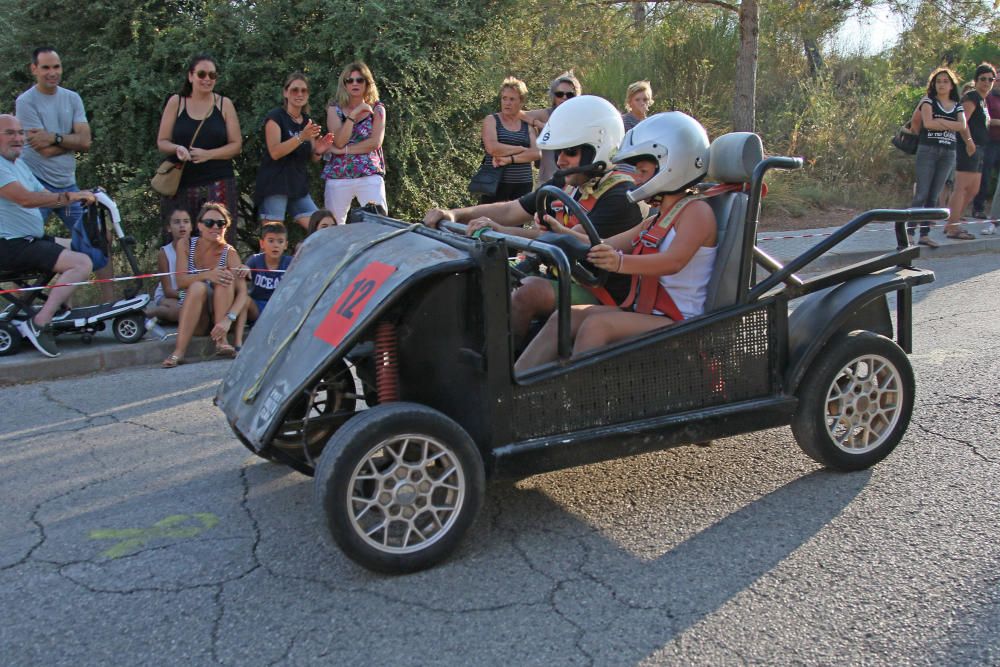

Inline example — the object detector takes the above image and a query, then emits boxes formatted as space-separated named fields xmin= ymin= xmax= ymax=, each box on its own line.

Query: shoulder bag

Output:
xmin=152 ymin=99 xmax=210 ymax=197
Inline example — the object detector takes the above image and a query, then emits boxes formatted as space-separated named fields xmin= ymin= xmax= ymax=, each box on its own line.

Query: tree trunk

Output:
xmin=804 ymin=37 xmax=824 ymax=76
xmin=732 ymin=0 xmax=759 ymax=132
xmin=632 ymin=2 xmax=646 ymax=30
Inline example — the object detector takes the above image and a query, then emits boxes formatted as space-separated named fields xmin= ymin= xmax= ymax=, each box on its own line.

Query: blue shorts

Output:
xmin=258 ymin=194 xmax=318 ymax=222
xmin=252 ymin=297 xmax=269 ymax=314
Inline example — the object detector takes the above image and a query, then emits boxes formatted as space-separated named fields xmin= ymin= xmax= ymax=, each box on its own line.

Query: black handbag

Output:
xmin=469 ymin=163 xmax=505 ymax=196
xmin=891 ymin=121 xmax=919 ymax=155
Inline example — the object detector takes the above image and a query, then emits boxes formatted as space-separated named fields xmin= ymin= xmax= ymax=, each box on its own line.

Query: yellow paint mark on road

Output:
xmin=89 ymin=513 xmax=219 ymax=559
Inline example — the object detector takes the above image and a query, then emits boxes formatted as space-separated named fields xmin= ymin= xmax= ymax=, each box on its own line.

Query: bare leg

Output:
xmin=146 ymin=298 xmax=181 ymax=323
xmin=510 ymin=277 xmax=557 ymax=341
xmin=235 ymin=300 xmax=256 ymax=348
xmin=293 ymin=215 xmax=311 ymax=231
xmin=211 ymin=281 xmax=236 ymax=346
xmin=170 ymin=282 xmax=210 ymax=360
xmin=35 ymin=249 xmax=91 ymax=326
xmin=572 ymin=310 xmax=675 ymax=356
xmin=514 ymin=304 xmax=612 ymax=373
xmin=945 ymin=171 xmax=982 ymax=235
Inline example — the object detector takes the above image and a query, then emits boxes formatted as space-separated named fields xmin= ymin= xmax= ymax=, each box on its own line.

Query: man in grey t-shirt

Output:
xmin=15 ymin=47 xmax=113 ymax=300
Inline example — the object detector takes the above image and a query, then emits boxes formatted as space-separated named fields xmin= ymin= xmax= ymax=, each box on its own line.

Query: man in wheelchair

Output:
xmin=0 ymin=114 xmax=94 ymax=357
xmin=423 ymin=95 xmax=643 ymax=348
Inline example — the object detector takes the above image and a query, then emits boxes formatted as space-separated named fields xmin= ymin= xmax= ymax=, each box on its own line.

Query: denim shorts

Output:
xmin=258 ymin=194 xmax=318 ymax=221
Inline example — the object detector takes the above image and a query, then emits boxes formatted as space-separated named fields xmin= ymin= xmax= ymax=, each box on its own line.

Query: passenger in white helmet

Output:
xmin=515 ymin=111 xmax=718 ymax=371
xmin=423 ymin=95 xmax=643 ymax=348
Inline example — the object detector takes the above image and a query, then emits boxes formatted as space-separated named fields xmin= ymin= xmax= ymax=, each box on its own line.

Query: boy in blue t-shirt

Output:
xmin=243 ymin=222 xmax=291 ymax=325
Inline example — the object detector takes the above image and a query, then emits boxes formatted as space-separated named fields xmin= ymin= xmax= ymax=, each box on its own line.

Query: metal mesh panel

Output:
xmin=511 ymin=304 xmax=775 ymax=440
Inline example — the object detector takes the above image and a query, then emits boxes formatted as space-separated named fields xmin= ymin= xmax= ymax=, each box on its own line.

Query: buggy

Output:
xmin=216 ymin=132 xmax=943 ymax=573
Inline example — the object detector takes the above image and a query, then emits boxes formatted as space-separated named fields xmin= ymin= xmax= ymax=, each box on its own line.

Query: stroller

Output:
xmin=0 ymin=189 xmax=150 ymax=356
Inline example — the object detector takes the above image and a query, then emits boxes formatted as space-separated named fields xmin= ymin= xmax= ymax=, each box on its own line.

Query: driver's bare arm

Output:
xmin=423 ymin=199 xmax=531 ymax=229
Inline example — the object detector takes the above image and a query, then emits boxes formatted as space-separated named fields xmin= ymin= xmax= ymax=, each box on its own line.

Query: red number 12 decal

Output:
xmin=314 ymin=261 xmax=396 ymax=347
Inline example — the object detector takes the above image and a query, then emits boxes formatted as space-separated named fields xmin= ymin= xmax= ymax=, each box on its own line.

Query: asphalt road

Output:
xmin=2 ymin=254 xmax=998 ymax=666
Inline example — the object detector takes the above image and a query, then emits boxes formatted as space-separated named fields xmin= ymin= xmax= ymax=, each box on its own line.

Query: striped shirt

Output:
xmin=483 ymin=114 xmax=532 ymax=184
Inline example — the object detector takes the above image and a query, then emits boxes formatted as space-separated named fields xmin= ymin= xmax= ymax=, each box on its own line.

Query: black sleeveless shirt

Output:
xmin=171 ymin=94 xmax=235 ymax=187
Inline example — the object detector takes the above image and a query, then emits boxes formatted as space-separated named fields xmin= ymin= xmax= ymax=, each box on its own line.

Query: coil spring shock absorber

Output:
xmin=374 ymin=320 xmax=399 ymax=403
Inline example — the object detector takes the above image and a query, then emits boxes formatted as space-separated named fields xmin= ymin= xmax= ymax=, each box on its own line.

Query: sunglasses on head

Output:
xmin=553 ymin=91 xmax=576 ymax=99
xmin=558 ymin=147 xmax=581 ymax=157
xmin=344 ymin=76 xmax=366 ymax=85
xmin=195 ymin=70 xmax=218 ymax=80
xmin=201 ymin=218 xmax=227 ymax=228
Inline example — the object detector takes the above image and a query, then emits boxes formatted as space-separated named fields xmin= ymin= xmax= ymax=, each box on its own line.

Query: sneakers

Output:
xmin=983 ymin=222 xmax=997 ymax=236
xmin=16 ymin=318 xmax=59 ymax=358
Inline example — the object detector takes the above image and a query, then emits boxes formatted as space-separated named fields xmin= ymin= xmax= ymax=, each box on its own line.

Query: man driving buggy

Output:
xmin=423 ymin=95 xmax=643 ymax=348
xmin=0 ymin=114 xmax=94 ymax=357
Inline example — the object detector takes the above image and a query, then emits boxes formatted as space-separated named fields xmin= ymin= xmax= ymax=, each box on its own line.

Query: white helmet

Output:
xmin=537 ymin=95 xmax=625 ymax=176
xmin=614 ymin=111 xmax=710 ymax=202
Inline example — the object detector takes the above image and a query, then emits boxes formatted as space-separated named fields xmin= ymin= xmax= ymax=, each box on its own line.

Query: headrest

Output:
xmin=707 ymin=132 xmax=763 ymax=184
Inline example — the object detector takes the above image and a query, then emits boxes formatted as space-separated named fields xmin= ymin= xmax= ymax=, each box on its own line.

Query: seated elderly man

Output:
xmin=0 ymin=114 xmax=94 ymax=357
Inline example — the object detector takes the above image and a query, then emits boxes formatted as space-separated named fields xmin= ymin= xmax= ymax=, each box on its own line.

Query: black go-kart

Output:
xmin=216 ymin=131 xmax=944 ymax=574
xmin=0 ymin=190 xmax=149 ymax=355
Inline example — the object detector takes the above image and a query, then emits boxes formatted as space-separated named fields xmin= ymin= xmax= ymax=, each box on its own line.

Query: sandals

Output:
xmin=945 ymin=230 xmax=976 ymax=241
xmin=215 ymin=342 xmax=237 ymax=358
xmin=918 ymin=236 xmax=939 ymax=248
xmin=161 ymin=354 xmax=182 ymax=369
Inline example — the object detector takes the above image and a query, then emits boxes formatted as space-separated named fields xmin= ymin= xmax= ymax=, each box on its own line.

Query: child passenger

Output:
xmin=146 ymin=206 xmax=192 ymax=324
xmin=243 ymin=221 xmax=292 ymax=323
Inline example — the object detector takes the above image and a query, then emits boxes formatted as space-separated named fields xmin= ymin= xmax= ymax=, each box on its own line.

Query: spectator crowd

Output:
xmin=2 ymin=45 xmax=998 ymax=363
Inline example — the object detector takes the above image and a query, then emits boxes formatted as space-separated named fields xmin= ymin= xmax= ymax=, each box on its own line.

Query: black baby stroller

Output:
xmin=0 ymin=189 xmax=150 ymax=356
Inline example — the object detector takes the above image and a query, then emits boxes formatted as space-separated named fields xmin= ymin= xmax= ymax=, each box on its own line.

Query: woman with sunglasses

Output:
xmin=163 ymin=202 xmax=248 ymax=368
xmin=478 ymin=77 xmax=541 ymax=204
xmin=156 ymin=54 xmax=242 ymax=245
xmin=943 ymin=63 xmax=996 ymax=240
xmin=521 ymin=71 xmax=581 ymax=184
xmin=255 ymin=72 xmax=333 ymax=230
xmin=318 ymin=62 xmax=387 ymax=224
xmin=622 ymin=80 xmax=653 ymax=132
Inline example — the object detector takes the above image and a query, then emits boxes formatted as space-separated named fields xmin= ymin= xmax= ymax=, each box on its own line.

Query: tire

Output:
xmin=0 ymin=321 xmax=21 ymax=356
xmin=272 ymin=360 xmax=358 ymax=466
xmin=113 ymin=314 xmax=146 ymax=344
xmin=792 ymin=331 xmax=915 ymax=471
xmin=313 ymin=402 xmax=485 ymax=574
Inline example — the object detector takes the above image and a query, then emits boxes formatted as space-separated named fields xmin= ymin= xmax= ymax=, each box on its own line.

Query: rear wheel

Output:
xmin=113 ymin=314 xmax=145 ymax=343
xmin=313 ymin=403 xmax=485 ymax=574
xmin=0 ymin=321 xmax=21 ymax=356
xmin=792 ymin=331 xmax=914 ymax=471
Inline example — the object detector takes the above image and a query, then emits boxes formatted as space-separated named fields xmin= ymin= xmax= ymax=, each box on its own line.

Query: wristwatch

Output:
xmin=225 ymin=311 xmax=238 ymax=322
xmin=54 ymin=133 xmax=63 ymax=146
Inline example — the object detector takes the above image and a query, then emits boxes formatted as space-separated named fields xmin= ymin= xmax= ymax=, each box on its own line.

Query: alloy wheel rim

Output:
xmin=347 ymin=434 xmax=465 ymax=554
xmin=824 ymin=354 xmax=903 ymax=454
xmin=0 ymin=327 xmax=12 ymax=352
xmin=119 ymin=319 xmax=139 ymax=339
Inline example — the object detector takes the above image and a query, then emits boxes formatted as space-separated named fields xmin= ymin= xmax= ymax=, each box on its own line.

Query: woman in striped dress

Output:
xmin=479 ymin=77 xmax=541 ymax=204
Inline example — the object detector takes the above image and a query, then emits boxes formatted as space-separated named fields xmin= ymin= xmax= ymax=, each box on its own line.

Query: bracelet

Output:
xmin=344 ymin=117 xmax=355 ymax=124
xmin=56 ymin=192 xmax=69 ymax=206
xmin=296 ymin=135 xmax=303 ymax=144
xmin=510 ymin=154 xmax=515 ymax=164
xmin=616 ymin=250 xmax=624 ymax=273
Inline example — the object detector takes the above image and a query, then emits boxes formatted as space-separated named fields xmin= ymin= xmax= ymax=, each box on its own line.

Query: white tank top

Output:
xmin=656 ymin=227 xmax=716 ymax=319
xmin=152 ymin=241 xmax=179 ymax=302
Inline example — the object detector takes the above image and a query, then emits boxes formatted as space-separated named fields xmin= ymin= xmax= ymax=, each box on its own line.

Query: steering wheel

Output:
xmin=533 ymin=185 xmax=607 ymax=288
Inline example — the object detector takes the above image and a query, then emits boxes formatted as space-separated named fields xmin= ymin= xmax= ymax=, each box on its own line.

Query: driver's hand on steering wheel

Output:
xmin=466 ymin=217 xmax=500 ymax=236
xmin=587 ymin=244 xmax=622 ymax=272
xmin=422 ymin=208 xmax=455 ymax=228
xmin=536 ymin=213 xmax=570 ymax=235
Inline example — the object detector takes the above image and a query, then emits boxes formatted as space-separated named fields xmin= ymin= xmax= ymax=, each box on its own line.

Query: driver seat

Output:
xmin=701 ymin=132 xmax=764 ymax=313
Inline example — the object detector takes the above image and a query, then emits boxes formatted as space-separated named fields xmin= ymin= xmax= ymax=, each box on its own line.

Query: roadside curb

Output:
xmin=789 ymin=236 xmax=1000 ymax=273
xmin=0 ymin=335 xmax=220 ymax=387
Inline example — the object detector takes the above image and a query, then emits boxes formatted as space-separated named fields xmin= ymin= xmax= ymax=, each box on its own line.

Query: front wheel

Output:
xmin=0 ymin=321 xmax=21 ymax=356
xmin=313 ymin=403 xmax=485 ymax=574
xmin=792 ymin=331 xmax=915 ymax=471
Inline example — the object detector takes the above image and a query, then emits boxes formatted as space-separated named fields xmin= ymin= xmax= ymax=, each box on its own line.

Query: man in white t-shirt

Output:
xmin=0 ymin=115 xmax=94 ymax=358
xmin=15 ymin=47 xmax=113 ymax=300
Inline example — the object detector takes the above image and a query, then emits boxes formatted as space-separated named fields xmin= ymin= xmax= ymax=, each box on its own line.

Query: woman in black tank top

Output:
xmin=156 ymin=54 xmax=243 ymax=243
xmin=479 ymin=77 xmax=541 ymax=204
